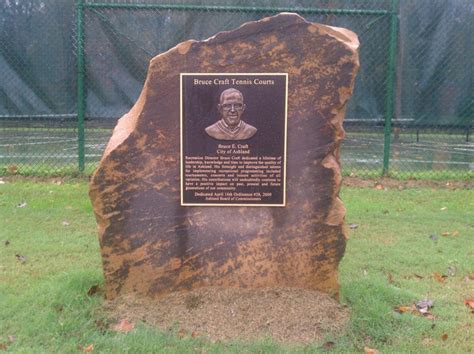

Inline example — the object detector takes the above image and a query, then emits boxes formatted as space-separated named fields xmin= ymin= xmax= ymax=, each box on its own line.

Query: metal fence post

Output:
xmin=76 ymin=0 xmax=86 ymax=173
xmin=382 ymin=0 xmax=399 ymax=176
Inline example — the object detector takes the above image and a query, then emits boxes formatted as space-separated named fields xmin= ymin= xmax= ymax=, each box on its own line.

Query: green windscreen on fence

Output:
xmin=0 ymin=0 xmax=472 ymax=177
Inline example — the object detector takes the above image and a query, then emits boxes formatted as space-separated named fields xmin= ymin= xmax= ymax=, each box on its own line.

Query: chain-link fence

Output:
xmin=0 ymin=0 xmax=472 ymax=178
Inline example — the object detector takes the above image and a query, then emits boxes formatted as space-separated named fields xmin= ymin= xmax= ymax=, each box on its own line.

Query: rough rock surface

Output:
xmin=90 ymin=13 xmax=359 ymax=300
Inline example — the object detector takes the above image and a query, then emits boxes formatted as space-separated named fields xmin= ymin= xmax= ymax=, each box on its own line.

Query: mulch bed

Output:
xmin=104 ymin=287 xmax=350 ymax=345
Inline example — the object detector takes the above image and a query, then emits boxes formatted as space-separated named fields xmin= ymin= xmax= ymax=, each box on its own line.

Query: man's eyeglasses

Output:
xmin=221 ymin=103 xmax=244 ymax=111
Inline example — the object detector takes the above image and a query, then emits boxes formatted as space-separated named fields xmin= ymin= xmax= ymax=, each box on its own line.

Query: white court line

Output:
xmin=343 ymin=157 xmax=473 ymax=166
xmin=453 ymin=147 xmax=474 ymax=152
xmin=0 ymin=136 xmax=76 ymax=140
xmin=62 ymin=144 xmax=106 ymax=151
xmin=392 ymin=145 xmax=472 ymax=156
xmin=0 ymin=154 xmax=103 ymax=158
xmin=0 ymin=140 xmax=76 ymax=147
xmin=347 ymin=135 xmax=471 ymax=146
xmin=348 ymin=139 xmax=472 ymax=152
xmin=344 ymin=142 xmax=471 ymax=156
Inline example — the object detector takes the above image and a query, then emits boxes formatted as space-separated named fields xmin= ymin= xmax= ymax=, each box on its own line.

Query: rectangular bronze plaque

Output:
xmin=180 ymin=73 xmax=288 ymax=206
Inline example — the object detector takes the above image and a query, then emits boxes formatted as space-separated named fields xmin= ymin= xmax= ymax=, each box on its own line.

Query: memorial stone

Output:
xmin=90 ymin=13 xmax=359 ymax=299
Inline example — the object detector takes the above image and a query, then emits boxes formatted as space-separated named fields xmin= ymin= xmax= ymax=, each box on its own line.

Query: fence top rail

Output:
xmin=82 ymin=2 xmax=392 ymax=16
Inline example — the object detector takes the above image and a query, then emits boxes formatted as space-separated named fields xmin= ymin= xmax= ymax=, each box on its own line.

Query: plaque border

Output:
xmin=180 ymin=73 xmax=288 ymax=207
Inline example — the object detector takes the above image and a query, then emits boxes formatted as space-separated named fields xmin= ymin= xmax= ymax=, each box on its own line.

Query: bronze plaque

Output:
xmin=180 ymin=73 xmax=288 ymax=206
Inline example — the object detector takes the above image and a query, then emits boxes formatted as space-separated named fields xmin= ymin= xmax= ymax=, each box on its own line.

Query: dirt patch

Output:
xmin=104 ymin=287 xmax=350 ymax=345
xmin=343 ymin=177 xmax=474 ymax=190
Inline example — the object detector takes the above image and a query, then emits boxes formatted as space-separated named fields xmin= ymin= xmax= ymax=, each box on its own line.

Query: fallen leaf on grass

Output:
xmin=440 ymin=207 xmax=447 ymax=211
xmin=441 ymin=333 xmax=448 ymax=341
xmin=348 ymin=223 xmax=358 ymax=230
xmin=87 ymin=285 xmax=99 ymax=296
xmin=191 ymin=331 xmax=200 ymax=338
xmin=447 ymin=266 xmax=457 ymax=276
xmin=62 ymin=220 xmax=70 ymax=226
xmin=464 ymin=299 xmax=474 ymax=309
xmin=7 ymin=336 xmax=15 ymax=343
xmin=387 ymin=272 xmax=395 ymax=285
xmin=422 ymin=337 xmax=434 ymax=345
xmin=77 ymin=344 xmax=94 ymax=353
xmin=425 ymin=312 xmax=436 ymax=320
xmin=441 ymin=231 xmax=459 ymax=237
xmin=364 ymin=347 xmax=379 ymax=354
xmin=113 ymin=319 xmax=134 ymax=333
xmin=0 ymin=343 xmax=8 ymax=350
xmin=404 ymin=273 xmax=424 ymax=280
xmin=416 ymin=299 xmax=434 ymax=313
xmin=395 ymin=301 xmax=435 ymax=319
xmin=374 ymin=183 xmax=384 ymax=190
xmin=394 ymin=305 xmax=413 ymax=313
xmin=16 ymin=202 xmax=27 ymax=208
xmin=7 ymin=165 xmax=18 ymax=174
xmin=433 ymin=272 xmax=447 ymax=283
xmin=321 ymin=341 xmax=335 ymax=350
xmin=15 ymin=254 xmax=27 ymax=264
xmin=84 ymin=344 xmax=94 ymax=353
xmin=178 ymin=329 xmax=187 ymax=338
xmin=416 ymin=299 xmax=434 ymax=308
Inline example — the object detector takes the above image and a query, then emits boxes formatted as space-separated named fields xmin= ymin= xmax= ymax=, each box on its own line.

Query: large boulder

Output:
xmin=90 ymin=13 xmax=359 ymax=300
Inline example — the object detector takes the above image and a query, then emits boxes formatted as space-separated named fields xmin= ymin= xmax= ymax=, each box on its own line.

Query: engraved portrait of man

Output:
xmin=205 ymin=88 xmax=257 ymax=140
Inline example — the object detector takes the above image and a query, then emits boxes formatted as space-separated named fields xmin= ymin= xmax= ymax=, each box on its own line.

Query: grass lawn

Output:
xmin=0 ymin=180 xmax=473 ymax=353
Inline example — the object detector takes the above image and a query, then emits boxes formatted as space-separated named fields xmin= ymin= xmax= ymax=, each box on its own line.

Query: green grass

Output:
xmin=1 ymin=181 xmax=473 ymax=352
xmin=339 ymin=188 xmax=473 ymax=352
xmin=0 ymin=165 xmax=98 ymax=177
